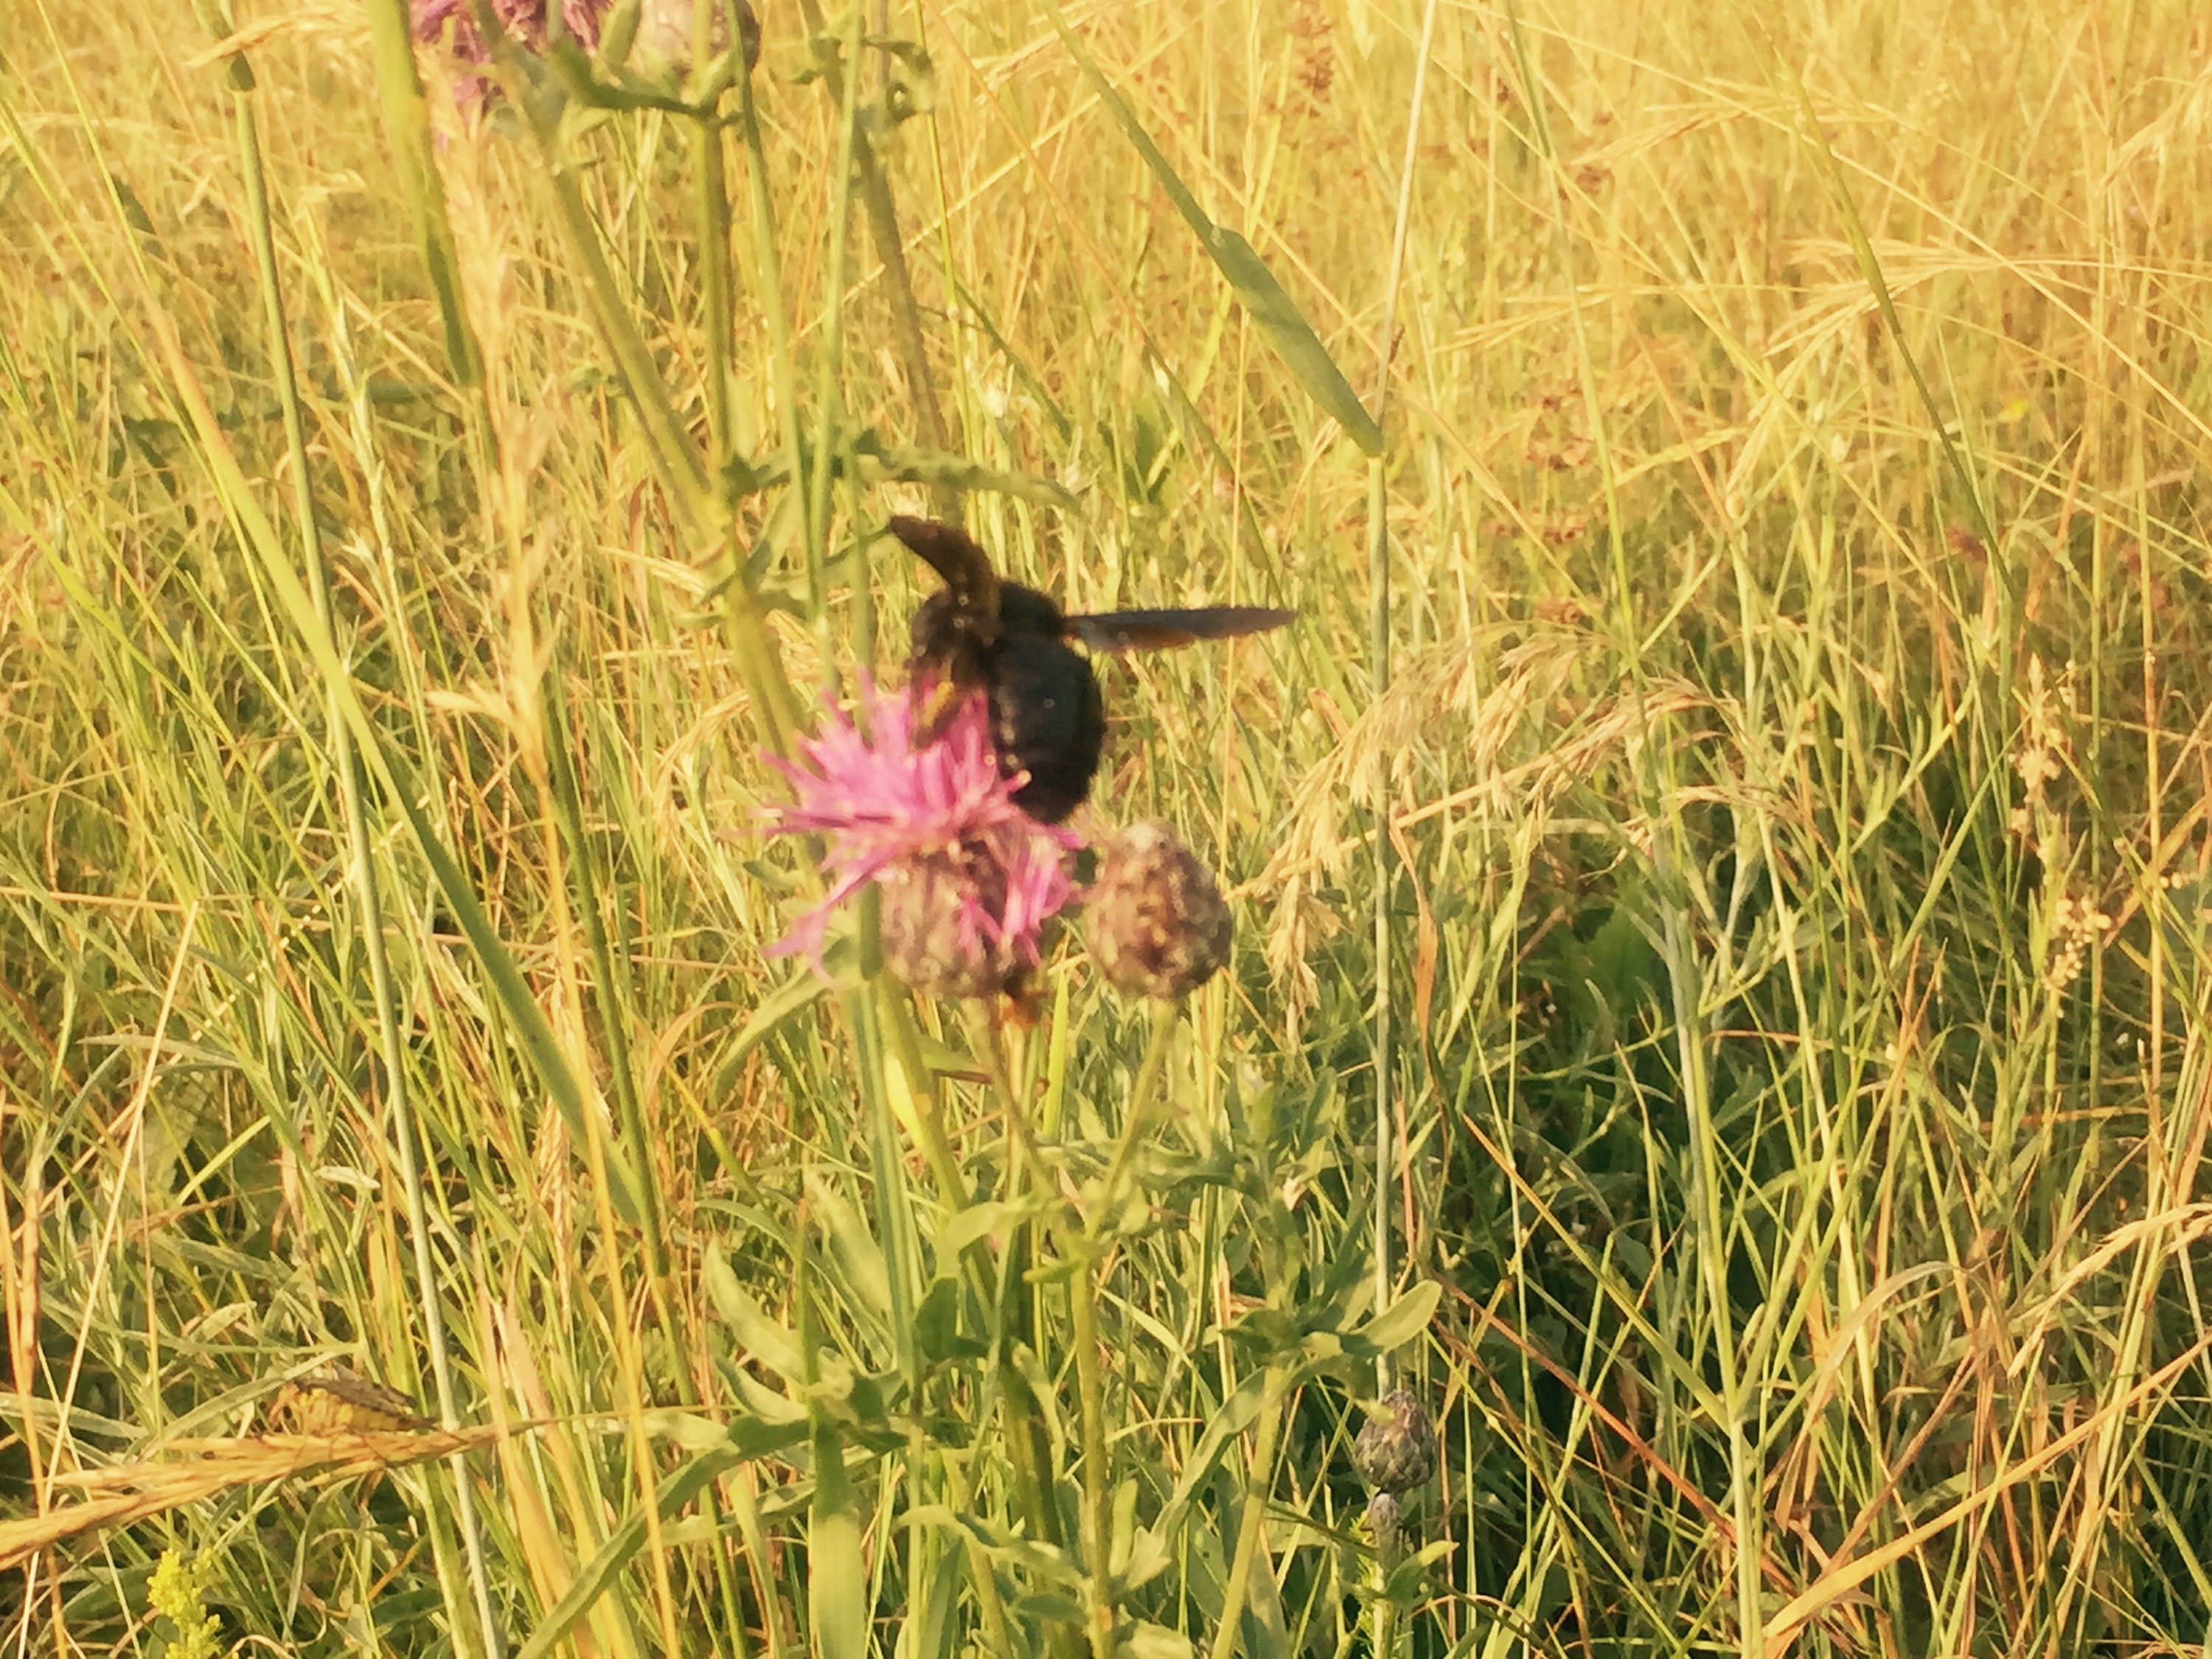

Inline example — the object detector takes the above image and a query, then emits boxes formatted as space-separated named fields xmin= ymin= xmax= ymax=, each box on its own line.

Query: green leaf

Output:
xmin=1382 ymin=1540 xmax=1455 ymax=1607
xmin=804 ymin=1169 xmax=893 ymax=1326
xmin=908 ymin=1508 xmax=1085 ymax=1590
xmin=914 ymin=1279 xmax=982 ymax=1363
xmin=708 ymin=1269 xmax=809 ymax=1383
xmin=1128 ymin=1368 xmax=1268 ymax=1582
xmin=597 ymin=0 xmax=640 ymax=67
xmin=810 ymin=1419 xmax=871 ymax=1659
xmin=1342 ymin=1279 xmax=1441 ymax=1362
xmin=931 ymin=1199 xmax=1035 ymax=1273
xmin=727 ymin=964 xmax=838 ymax=1068
xmin=1037 ymin=0 xmax=1381 ymax=455
xmin=1125 ymin=1623 xmax=1194 ymax=1659
xmin=728 ymin=1363 xmax=809 ymax=1425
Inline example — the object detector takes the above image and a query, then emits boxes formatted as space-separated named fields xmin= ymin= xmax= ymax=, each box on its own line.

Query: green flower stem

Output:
xmin=361 ymin=0 xmax=479 ymax=383
xmin=1369 ymin=1526 xmax=1399 ymax=1659
xmin=734 ymin=52 xmax=810 ymax=557
xmin=214 ymin=25 xmax=504 ymax=1659
xmin=801 ymin=4 xmax=864 ymax=655
xmin=692 ymin=0 xmax=736 ymax=463
xmin=477 ymin=14 xmax=801 ymax=758
xmin=1068 ymin=1253 xmax=1117 ymax=1659
xmin=1064 ymin=1000 xmax=1183 ymax=1657
xmin=1090 ymin=999 xmax=1180 ymax=1232
xmin=1366 ymin=448 xmax=1394 ymax=1402
xmin=877 ymin=982 xmax=970 ymax=1208
xmin=961 ymin=1005 xmax=1078 ymax=1659
xmin=1208 ymin=1365 xmax=1290 ymax=1659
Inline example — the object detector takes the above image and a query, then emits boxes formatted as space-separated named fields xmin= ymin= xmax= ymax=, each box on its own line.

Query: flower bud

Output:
xmin=1085 ymin=821 xmax=1233 ymax=998
xmin=1352 ymin=1388 xmax=1438 ymax=1496
xmin=1365 ymin=1489 xmax=1402 ymax=1544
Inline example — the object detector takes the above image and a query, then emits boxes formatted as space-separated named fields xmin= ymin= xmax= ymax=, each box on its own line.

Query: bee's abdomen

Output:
xmin=987 ymin=636 xmax=1105 ymax=823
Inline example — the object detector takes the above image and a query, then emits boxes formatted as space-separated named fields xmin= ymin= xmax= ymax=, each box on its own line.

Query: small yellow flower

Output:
xmin=148 ymin=1548 xmax=223 ymax=1659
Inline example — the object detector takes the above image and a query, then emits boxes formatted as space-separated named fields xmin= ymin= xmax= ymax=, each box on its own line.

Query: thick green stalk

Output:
xmin=962 ymin=1006 xmax=1078 ymax=1659
xmin=1365 ymin=450 xmax=1392 ymax=1402
xmin=476 ymin=10 xmax=801 ymax=757
xmin=361 ymin=0 xmax=479 ymax=384
xmin=1069 ymin=1259 xmax=1117 ymax=1659
xmin=802 ymin=6 xmax=865 ymax=653
xmin=693 ymin=0 xmax=736 ymax=463
xmin=736 ymin=58 xmax=812 ymax=563
xmin=848 ymin=988 xmax=930 ymax=1659
xmin=1363 ymin=0 xmax=1438 ymax=1411
xmin=791 ymin=0 xmax=955 ymax=508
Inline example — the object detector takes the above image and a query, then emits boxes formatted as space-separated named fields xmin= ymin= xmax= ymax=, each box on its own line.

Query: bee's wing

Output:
xmin=887 ymin=516 xmax=1001 ymax=619
xmin=1065 ymin=606 xmax=1295 ymax=653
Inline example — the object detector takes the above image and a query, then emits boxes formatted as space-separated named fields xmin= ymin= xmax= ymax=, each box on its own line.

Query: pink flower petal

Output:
xmin=763 ymin=675 xmax=1079 ymax=985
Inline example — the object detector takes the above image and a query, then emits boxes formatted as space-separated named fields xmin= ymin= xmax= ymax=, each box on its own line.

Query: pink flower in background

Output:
xmin=412 ymin=0 xmax=608 ymax=58
xmin=412 ymin=0 xmax=608 ymax=108
xmin=765 ymin=678 xmax=1080 ymax=998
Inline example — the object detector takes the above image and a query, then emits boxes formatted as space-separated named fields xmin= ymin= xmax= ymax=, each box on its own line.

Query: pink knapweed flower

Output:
xmin=765 ymin=678 xmax=1080 ymax=998
xmin=412 ymin=0 xmax=608 ymax=110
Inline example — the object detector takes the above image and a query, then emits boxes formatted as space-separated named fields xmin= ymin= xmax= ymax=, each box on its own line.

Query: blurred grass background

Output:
xmin=4 ymin=0 xmax=2212 ymax=1655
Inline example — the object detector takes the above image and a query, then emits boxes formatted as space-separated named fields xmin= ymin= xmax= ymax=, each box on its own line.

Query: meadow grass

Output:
xmin=3 ymin=1 xmax=2211 ymax=1655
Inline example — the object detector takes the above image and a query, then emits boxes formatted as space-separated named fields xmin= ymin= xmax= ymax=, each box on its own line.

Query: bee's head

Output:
xmin=911 ymin=587 xmax=995 ymax=665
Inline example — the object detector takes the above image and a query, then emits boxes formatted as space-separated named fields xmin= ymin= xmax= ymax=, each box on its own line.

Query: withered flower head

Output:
xmin=878 ymin=835 xmax=1069 ymax=1000
xmin=1085 ymin=821 xmax=1233 ymax=999
xmin=1351 ymin=1388 xmax=1438 ymax=1496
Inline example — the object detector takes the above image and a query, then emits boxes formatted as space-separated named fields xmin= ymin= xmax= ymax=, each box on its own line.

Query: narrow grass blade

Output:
xmin=361 ymin=0 xmax=480 ymax=385
xmin=134 ymin=309 xmax=650 ymax=1231
xmin=1037 ymin=0 xmax=1381 ymax=456
xmin=513 ymin=1425 xmax=809 ymax=1659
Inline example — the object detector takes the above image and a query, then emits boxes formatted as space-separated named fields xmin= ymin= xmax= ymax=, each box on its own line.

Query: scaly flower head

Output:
xmin=1086 ymin=821 xmax=1234 ymax=999
xmin=765 ymin=678 xmax=1079 ymax=996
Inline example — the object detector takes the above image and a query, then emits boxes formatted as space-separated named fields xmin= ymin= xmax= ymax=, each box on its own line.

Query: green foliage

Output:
xmin=5 ymin=2 xmax=2212 ymax=1658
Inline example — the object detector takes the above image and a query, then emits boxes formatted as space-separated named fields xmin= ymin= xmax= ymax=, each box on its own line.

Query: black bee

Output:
xmin=888 ymin=516 xmax=1295 ymax=823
